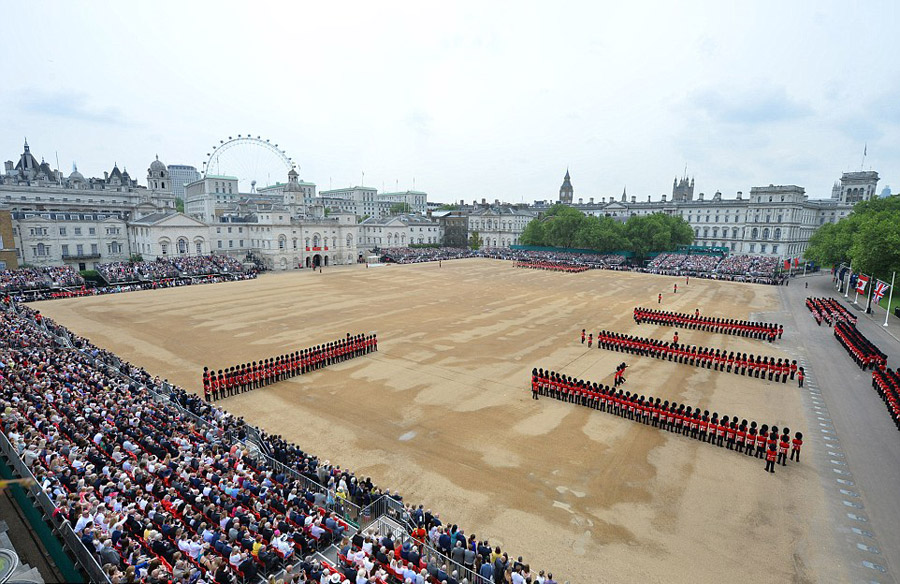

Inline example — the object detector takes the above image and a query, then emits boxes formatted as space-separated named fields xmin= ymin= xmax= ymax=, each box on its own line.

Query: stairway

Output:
xmin=0 ymin=521 xmax=43 ymax=584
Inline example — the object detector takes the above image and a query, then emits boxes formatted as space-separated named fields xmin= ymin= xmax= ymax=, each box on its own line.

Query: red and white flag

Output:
xmin=873 ymin=280 xmax=890 ymax=303
xmin=856 ymin=274 xmax=870 ymax=294
xmin=793 ymin=258 xmax=800 ymax=267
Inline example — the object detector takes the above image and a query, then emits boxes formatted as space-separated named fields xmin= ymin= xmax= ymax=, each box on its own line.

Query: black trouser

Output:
xmin=765 ymin=459 xmax=775 ymax=473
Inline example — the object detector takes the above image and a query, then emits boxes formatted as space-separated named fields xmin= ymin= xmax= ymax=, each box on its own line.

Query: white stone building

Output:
xmin=554 ymin=170 xmax=875 ymax=258
xmin=467 ymin=206 xmax=536 ymax=248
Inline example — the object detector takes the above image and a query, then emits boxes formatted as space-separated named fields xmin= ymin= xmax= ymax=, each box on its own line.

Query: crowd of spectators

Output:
xmin=0 ymin=298 xmax=547 ymax=584
xmin=97 ymin=256 xmax=247 ymax=284
xmin=715 ymin=255 xmax=780 ymax=278
xmin=0 ymin=266 xmax=84 ymax=293
xmin=379 ymin=248 xmax=479 ymax=264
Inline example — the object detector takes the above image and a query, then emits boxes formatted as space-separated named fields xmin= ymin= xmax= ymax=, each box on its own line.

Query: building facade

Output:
xmin=167 ymin=164 xmax=202 ymax=200
xmin=553 ymin=170 xmax=872 ymax=258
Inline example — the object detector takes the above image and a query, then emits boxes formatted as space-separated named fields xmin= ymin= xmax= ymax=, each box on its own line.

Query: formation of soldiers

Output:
xmin=834 ymin=321 xmax=887 ymax=370
xmin=531 ymin=368 xmax=803 ymax=472
xmin=590 ymin=330 xmax=799 ymax=384
xmin=806 ymin=297 xmax=857 ymax=326
xmin=202 ymin=333 xmax=378 ymax=401
xmin=872 ymin=368 xmax=900 ymax=431
xmin=514 ymin=260 xmax=590 ymax=273
xmin=633 ymin=307 xmax=783 ymax=341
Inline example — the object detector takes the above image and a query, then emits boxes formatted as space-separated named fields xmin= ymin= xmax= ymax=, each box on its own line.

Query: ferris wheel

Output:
xmin=203 ymin=135 xmax=293 ymax=193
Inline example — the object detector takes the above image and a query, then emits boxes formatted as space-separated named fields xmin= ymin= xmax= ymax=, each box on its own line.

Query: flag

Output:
xmin=856 ymin=274 xmax=870 ymax=294
xmin=873 ymin=280 xmax=890 ymax=303
xmin=783 ymin=259 xmax=790 ymax=270
xmin=794 ymin=258 xmax=799 ymax=267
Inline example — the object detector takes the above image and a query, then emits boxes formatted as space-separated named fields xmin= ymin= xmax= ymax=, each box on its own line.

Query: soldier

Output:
xmin=756 ymin=424 xmax=768 ymax=459
xmin=673 ymin=331 xmax=679 ymax=345
xmin=790 ymin=431 xmax=803 ymax=462
xmin=797 ymin=367 xmax=805 ymax=388
xmin=765 ymin=443 xmax=777 ymax=474
xmin=673 ymin=283 xmax=678 ymax=294
xmin=658 ymin=293 xmax=662 ymax=304
xmin=789 ymin=360 xmax=798 ymax=380
xmin=746 ymin=423 xmax=757 ymax=457
xmin=778 ymin=430 xmax=790 ymax=466
xmin=587 ymin=333 xmax=593 ymax=349
xmin=531 ymin=368 xmax=540 ymax=400
xmin=581 ymin=329 xmax=586 ymax=344
xmin=203 ymin=367 xmax=212 ymax=401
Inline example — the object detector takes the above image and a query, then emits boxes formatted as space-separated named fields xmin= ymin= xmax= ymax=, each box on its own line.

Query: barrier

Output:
xmin=0 ymin=431 xmax=106 ymax=584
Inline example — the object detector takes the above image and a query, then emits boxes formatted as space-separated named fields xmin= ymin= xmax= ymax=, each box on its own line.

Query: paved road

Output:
xmin=778 ymin=273 xmax=900 ymax=583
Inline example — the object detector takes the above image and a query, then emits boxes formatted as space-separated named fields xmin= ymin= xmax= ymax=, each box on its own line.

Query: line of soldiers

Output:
xmin=590 ymin=330 xmax=800 ymax=384
xmin=633 ymin=307 xmax=782 ymax=341
xmin=202 ymin=333 xmax=378 ymax=401
xmin=871 ymin=368 xmax=900 ymax=431
xmin=834 ymin=321 xmax=888 ymax=371
xmin=805 ymin=297 xmax=857 ymax=327
xmin=531 ymin=368 xmax=803 ymax=472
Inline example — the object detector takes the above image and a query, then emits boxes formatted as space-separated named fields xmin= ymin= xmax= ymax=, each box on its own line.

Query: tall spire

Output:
xmin=23 ymin=138 xmax=30 ymax=153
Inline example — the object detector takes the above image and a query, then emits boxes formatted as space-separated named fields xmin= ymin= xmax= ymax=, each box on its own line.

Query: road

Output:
xmin=778 ymin=272 xmax=900 ymax=583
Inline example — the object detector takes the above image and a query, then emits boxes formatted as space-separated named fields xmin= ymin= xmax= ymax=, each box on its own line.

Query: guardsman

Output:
xmin=203 ymin=367 xmax=212 ymax=401
xmin=658 ymin=293 xmax=662 ymax=304
xmin=582 ymin=329 xmax=586 ymax=344
xmin=673 ymin=331 xmax=679 ymax=345
xmin=789 ymin=360 xmax=798 ymax=380
xmin=790 ymin=431 xmax=803 ymax=462
xmin=797 ymin=367 xmax=805 ymax=388
xmin=778 ymin=430 xmax=790 ymax=466
xmin=531 ymin=368 xmax=540 ymax=400
xmin=587 ymin=333 xmax=593 ymax=349
xmin=765 ymin=443 xmax=777 ymax=474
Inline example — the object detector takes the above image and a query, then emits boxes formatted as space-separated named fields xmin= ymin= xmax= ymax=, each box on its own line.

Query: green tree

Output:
xmin=175 ymin=197 xmax=185 ymax=213
xmin=520 ymin=218 xmax=547 ymax=246
xmin=623 ymin=213 xmax=693 ymax=258
xmin=469 ymin=230 xmax=483 ymax=250
xmin=390 ymin=202 xmax=411 ymax=215
xmin=437 ymin=204 xmax=459 ymax=210
xmin=805 ymin=196 xmax=900 ymax=283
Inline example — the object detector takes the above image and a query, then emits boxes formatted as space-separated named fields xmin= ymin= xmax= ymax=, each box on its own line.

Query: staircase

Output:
xmin=0 ymin=522 xmax=43 ymax=584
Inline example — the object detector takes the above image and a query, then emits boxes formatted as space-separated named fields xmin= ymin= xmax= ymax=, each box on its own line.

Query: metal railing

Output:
xmin=0 ymin=431 xmax=110 ymax=584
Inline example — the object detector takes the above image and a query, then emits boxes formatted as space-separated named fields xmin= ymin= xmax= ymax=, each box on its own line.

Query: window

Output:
xmin=91 ymin=243 xmax=98 ymax=254
xmin=762 ymin=228 xmax=770 ymax=239
xmin=196 ymin=241 xmax=203 ymax=254
xmin=772 ymin=245 xmax=779 ymax=254
xmin=217 ymin=241 xmax=223 ymax=249
xmin=76 ymin=244 xmax=84 ymax=255
xmin=59 ymin=227 xmax=67 ymax=236
xmin=749 ymin=244 xmax=755 ymax=252
xmin=751 ymin=227 xmax=758 ymax=239
xmin=34 ymin=243 xmax=50 ymax=257
xmin=229 ymin=240 xmax=234 ymax=248
xmin=760 ymin=244 xmax=767 ymax=253
xmin=161 ymin=243 xmax=168 ymax=255
xmin=89 ymin=228 xmax=96 ymax=235
xmin=62 ymin=244 xmax=69 ymax=256
xmin=774 ymin=228 xmax=781 ymax=240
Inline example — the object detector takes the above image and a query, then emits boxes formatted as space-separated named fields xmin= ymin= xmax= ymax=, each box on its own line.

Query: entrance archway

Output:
xmin=313 ymin=254 xmax=322 ymax=267
xmin=324 ymin=256 xmax=329 ymax=266
xmin=305 ymin=257 xmax=311 ymax=268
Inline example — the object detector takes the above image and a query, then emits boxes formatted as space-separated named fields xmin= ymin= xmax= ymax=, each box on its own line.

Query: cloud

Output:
xmin=690 ymin=86 xmax=812 ymax=125
xmin=18 ymin=90 xmax=126 ymax=125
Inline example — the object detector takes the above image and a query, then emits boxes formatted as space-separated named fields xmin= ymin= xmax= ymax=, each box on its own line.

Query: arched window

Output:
xmin=703 ymin=227 xmax=709 ymax=237
xmin=177 ymin=238 xmax=188 ymax=254
xmin=762 ymin=228 xmax=770 ymax=239
xmin=278 ymin=235 xmax=286 ymax=250
xmin=346 ymin=234 xmax=353 ymax=247
xmin=305 ymin=237 xmax=310 ymax=248
xmin=732 ymin=227 xmax=739 ymax=239
xmin=313 ymin=234 xmax=320 ymax=247
xmin=292 ymin=238 xmax=297 ymax=249
xmin=774 ymin=228 xmax=781 ymax=240
xmin=161 ymin=243 xmax=168 ymax=255
xmin=751 ymin=227 xmax=758 ymax=239
xmin=387 ymin=233 xmax=392 ymax=245
xmin=195 ymin=241 xmax=203 ymax=255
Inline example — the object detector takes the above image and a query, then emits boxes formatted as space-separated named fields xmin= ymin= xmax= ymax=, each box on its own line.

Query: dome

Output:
xmin=149 ymin=155 xmax=166 ymax=173
xmin=68 ymin=163 xmax=84 ymax=182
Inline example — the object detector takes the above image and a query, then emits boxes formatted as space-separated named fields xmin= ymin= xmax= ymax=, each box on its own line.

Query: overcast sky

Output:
xmin=2 ymin=1 xmax=897 ymax=203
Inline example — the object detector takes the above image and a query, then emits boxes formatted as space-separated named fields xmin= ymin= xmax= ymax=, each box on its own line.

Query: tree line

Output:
xmin=519 ymin=204 xmax=694 ymax=258
xmin=805 ymin=196 xmax=900 ymax=280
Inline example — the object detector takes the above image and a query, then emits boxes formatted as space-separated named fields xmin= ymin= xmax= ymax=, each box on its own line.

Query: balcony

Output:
xmin=62 ymin=253 xmax=101 ymax=260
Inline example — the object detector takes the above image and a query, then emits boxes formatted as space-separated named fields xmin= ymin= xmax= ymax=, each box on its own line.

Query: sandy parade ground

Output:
xmin=36 ymin=259 xmax=846 ymax=583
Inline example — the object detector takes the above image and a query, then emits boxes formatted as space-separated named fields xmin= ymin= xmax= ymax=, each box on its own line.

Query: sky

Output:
xmin=1 ymin=1 xmax=898 ymax=204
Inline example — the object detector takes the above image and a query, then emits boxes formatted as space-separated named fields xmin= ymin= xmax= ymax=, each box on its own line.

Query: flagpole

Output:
xmin=885 ymin=272 xmax=896 ymax=327
xmin=854 ymin=274 xmax=860 ymax=305
xmin=845 ymin=261 xmax=851 ymax=298
xmin=865 ymin=274 xmax=873 ymax=313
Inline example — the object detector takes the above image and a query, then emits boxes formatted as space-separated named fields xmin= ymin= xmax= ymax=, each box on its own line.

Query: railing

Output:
xmin=0 ymin=431 xmax=110 ymax=584
xmin=379 ymin=518 xmax=490 ymax=584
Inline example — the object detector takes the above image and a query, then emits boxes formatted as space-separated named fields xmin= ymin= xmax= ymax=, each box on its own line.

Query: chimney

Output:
xmin=647 ymin=195 xmax=651 ymax=202
xmin=578 ymin=198 xmax=583 ymax=204
xmin=589 ymin=197 xmax=594 ymax=204
xmin=482 ymin=198 xmax=486 ymax=205
xmin=3 ymin=161 xmax=12 ymax=172
xmin=460 ymin=199 xmax=465 ymax=206
xmin=104 ymin=171 xmax=109 ymax=180
xmin=662 ymin=195 xmax=667 ymax=202
xmin=736 ymin=191 xmax=742 ymax=199
xmin=698 ymin=192 xmax=705 ymax=201
xmin=631 ymin=196 xmax=636 ymax=203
